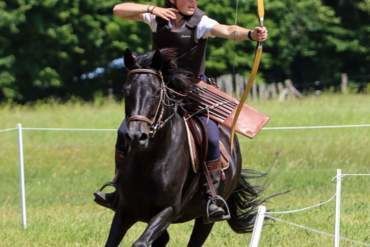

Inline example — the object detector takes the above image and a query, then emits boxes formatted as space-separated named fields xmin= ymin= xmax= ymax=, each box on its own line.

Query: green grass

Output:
xmin=1 ymin=94 xmax=369 ymax=246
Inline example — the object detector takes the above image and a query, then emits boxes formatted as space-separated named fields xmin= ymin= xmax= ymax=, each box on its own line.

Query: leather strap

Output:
xmin=203 ymin=162 xmax=217 ymax=198
xmin=128 ymin=115 xmax=154 ymax=125
xmin=127 ymin=68 xmax=163 ymax=80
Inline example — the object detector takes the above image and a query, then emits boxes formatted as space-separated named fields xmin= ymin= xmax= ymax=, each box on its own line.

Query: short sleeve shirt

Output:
xmin=142 ymin=13 xmax=219 ymax=39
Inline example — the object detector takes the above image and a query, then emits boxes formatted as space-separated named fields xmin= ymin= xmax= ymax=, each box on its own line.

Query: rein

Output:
xmin=126 ymin=68 xmax=179 ymax=138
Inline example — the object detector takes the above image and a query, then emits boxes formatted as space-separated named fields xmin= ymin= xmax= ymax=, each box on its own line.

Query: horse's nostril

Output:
xmin=139 ymin=133 xmax=148 ymax=141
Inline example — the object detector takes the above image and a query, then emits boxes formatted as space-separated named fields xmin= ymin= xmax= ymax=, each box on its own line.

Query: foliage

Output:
xmin=0 ymin=0 xmax=368 ymax=102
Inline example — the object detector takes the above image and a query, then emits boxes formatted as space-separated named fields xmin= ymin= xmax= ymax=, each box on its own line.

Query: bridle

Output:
xmin=126 ymin=68 xmax=179 ymax=138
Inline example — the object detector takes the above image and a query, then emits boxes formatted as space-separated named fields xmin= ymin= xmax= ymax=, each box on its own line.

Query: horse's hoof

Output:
xmin=132 ymin=241 xmax=148 ymax=247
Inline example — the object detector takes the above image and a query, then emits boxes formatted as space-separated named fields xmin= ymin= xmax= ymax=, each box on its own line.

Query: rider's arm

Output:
xmin=113 ymin=2 xmax=177 ymax=22
xmin=210 ymin=24 xmax=267 ymax=42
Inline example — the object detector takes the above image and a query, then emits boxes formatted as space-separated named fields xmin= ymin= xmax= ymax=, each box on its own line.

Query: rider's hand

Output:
xmin=251 ymin=26 xmax=268 ymax=42
xmin=151 ymin=7 xmax=178 ymax=21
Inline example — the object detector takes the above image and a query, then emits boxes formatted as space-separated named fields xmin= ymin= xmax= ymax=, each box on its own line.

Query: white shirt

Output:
xmin=142 ymin=13 xmax=219 ymax=39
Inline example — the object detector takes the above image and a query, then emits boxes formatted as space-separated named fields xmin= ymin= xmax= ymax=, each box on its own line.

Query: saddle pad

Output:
xmin=184 ymin=118 xmax=230 ymax=173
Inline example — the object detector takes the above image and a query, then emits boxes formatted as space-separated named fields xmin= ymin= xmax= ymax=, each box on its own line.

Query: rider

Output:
xmin=94 ymin=0 xmax=268 ymax=222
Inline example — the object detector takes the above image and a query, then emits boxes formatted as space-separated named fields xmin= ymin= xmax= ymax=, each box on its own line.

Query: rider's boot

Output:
xmin=203 ymin=159 xmax=231 ymax=223
xmin=93 ymin=149 xmax=124 ymax=210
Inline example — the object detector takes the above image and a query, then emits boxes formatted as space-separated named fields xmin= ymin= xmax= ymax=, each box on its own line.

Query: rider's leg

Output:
xmin=198 ymin=116 xmax=229 ymax=222
xmin=94 ymin=120 xmax=128 ymax=210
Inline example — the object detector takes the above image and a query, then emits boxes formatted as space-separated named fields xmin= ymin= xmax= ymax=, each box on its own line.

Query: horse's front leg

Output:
xmin=105 ymin=209 xmax=135 ymax=247
xmin=132 ymin=207 xmax=174 ymax=247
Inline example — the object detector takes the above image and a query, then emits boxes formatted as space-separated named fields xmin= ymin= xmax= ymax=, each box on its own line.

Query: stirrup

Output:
xmin=93 ymin=181 xmax=117 ymax=211
xmin=97 ymin=181 xmax=116 ymax=192
xmin=205 ymin=195 xmax=231 ymax=223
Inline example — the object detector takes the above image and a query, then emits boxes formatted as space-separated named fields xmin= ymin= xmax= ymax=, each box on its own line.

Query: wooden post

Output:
xmin=236 ymin=74 xmax=244 ymax=98
xmin=341 ymin=73 xmax=348 ymax=94
xmin=259 ymin=82 xmax=266 ymax=100
xmin=108 ymin=88 xmax=114 ymax=101
xmin=285 ymin=79 xmax=302 ymax=98
xmin=269 ymin=83 xmax=277 ymax=99
xmin=277 ymin=82 xmax=288 ymax=101
xmin=252 ymin=83 xmax=258 ymax=101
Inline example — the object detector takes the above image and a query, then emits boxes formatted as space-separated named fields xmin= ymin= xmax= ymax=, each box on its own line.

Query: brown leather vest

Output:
xmin=152 ymin=8 xmax=207 ymax=77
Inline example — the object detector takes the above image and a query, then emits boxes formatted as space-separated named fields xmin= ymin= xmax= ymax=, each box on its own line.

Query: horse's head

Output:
xmin=122 ymin=49 xmax=194 ymax=149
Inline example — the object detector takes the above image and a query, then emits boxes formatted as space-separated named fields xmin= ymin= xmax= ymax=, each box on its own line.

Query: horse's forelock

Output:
xmin=158 ymin=49 xmax=195 ymax=92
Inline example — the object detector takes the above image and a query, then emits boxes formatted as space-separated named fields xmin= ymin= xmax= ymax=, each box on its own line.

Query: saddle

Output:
xmin=180 ymin=80 xmax=268 ymax=173
xmin=184 ymin=117 xmax=231 ymax=173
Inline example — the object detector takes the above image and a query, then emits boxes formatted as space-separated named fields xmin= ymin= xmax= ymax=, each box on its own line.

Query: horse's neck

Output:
xmin=151 ymin=113 xmax=183 ymax=151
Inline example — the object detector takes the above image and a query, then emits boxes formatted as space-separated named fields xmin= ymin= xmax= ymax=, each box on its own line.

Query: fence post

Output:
xmin=17 ymin=123 xmax=27 ymax=229
xmin=334 ymin=169 xmax=342 ymax=247
xmin=341 ymin=73 xmax=348 ymax=94
xmin=249 ymin=205 xmax=266 ymax=247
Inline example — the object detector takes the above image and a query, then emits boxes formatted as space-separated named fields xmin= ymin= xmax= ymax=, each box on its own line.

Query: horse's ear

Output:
xmin=124 ymin=49 xmax=138 ymax=70
xmin=151 ymin=50 xmax=163 ymax=71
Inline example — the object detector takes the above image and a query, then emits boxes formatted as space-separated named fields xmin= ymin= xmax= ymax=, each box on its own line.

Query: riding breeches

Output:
xmin=197 ymin=116 xmax=220 ymax=162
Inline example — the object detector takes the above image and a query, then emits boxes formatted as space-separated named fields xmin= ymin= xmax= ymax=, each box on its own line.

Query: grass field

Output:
xmin=1 ymin=94 xmax=369 ymax=246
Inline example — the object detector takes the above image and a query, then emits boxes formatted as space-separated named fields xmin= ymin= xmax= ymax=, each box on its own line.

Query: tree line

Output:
xmin=0 ymin=0 xmax=369 ymax=102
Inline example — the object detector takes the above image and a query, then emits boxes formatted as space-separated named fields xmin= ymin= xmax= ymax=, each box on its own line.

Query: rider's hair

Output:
xmin=165 ymin=0 xmax=176 ymax=8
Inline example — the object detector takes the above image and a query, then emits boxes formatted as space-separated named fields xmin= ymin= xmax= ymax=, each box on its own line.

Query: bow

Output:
xmin=230 ymin=0 xmax=265 ymax=148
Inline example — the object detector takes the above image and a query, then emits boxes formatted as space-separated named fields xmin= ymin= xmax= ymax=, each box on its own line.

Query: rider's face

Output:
xmin=170 ymin=0 xmax=197 ymax=16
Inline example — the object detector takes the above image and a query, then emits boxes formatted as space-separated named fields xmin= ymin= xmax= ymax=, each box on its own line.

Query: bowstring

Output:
xmin=234 ymin=0 xmax=240 ymax=25
xmin=232 ymin=0 xmax=240 ymax=92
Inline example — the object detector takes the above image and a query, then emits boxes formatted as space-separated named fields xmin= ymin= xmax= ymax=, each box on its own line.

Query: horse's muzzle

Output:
xmin=126 ymin=130 xmax=149 ymax=149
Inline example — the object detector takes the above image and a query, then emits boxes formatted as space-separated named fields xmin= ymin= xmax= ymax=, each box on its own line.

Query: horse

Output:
xmin=104 ymin=48 xmax=261 ymax=247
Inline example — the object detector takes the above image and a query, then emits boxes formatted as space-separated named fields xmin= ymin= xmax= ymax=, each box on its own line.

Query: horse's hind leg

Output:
xmin=105 ymin=210 xmax=134 ymax=247
xmin=187 ymin=218 xmax=214 ymax=247
xmin=152 ymin=230 xmax=170 ymax=247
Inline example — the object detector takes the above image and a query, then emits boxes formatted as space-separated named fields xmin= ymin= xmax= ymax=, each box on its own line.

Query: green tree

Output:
xmin=0 ymin=0 xmax=148 ymax=101
xmin=201 ymin=0 xmax=353 ymax=87
xmin=0 ymin=0 xmax=368 ymax=102
xmin=322 ymin=0 xmax=370 ymax=84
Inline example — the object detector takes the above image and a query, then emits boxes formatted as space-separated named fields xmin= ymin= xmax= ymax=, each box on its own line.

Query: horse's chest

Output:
xmin=121 ymin=167 xmax=179 ymax=205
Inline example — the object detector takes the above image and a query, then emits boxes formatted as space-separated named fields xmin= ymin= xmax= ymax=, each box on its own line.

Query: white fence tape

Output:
xmin=265 ymin=215 xmax=370 ymax=247
xmin=263 ymin=124 xmax=370 ymax=130
xmin=267 ymin=194 xmax=336 ymax=215
xmin=249 ymin=171 xmax=370 ymax=247
xmin=1 ymin=123 xmax=370 ymax=134
xmin=0 ymin=128 xmax=17 ymax=133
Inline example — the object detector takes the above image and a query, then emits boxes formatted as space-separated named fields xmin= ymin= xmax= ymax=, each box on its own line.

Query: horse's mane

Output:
xmin=135 ymin=49 xmax=196 ymax=93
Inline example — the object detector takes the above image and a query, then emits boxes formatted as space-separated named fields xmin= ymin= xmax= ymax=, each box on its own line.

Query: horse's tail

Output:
xmin=227 ymin=169 xmax=264 ymax=233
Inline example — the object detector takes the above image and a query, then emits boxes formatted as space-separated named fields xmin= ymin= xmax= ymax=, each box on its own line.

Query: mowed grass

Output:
xmin=0 ymin=94 xmax=369 ymax=246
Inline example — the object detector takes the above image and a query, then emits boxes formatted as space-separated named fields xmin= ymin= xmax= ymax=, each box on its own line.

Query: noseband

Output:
xmin=126 ymin=68 xmax=174 ymax=137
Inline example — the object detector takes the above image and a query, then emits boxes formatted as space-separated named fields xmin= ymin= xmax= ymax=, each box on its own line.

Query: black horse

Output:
xmin=104 ymin=49 xmax=261 ymax=247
